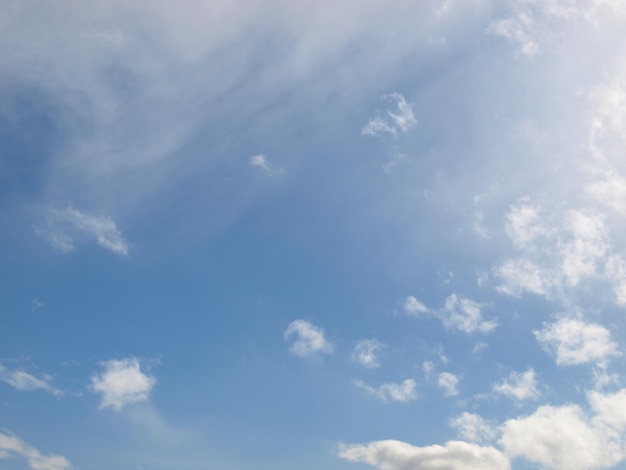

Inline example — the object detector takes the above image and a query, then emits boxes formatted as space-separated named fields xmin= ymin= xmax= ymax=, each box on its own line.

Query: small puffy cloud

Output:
xmin=90 ymin=358 xmax=156 ymax=411
xmin=440 ymin=294 xmax=497 ymax=334
xmin=493 ymin=369 xmax=539 ymax=401
xmin=438 ymin=372 xmax=459 ymax=397
xmin=352 ymin=339 xmax=385 ymax=368
xmin=422 ymin=361 xmax=435 ymax=379
xmin=37 ymin=206 xmax=129 ymax=256
xmin=402 ymin=296 xmax=431 ymax=316
xmin=450 ymin=412 xmax=497 ymax=445
xmin=354 ymin=379 xmax=418 ymax=403
xmin=362 ymin=93 xmax=417 ymax=137
xmin=0 ymin=363 xmax=62 ymax=398
xmin=284 ymin=320 xmax=333 ymax=360
xmin=495 ymin=258 xmax=552 ymax=297
xmin=535 ymin=318 xmax=621 ymax=366
xmin=338 ymin=439 xmax=510 ymax=470
xmin=504 ymin=201 xmax=547 ymax=250
xmin=501 ymin=388 xmax=626 ymax=469
xmin=249 ymin=153 xmax=284 ymax=176
xmin=0 ymin=431 xmax=70 ymax=470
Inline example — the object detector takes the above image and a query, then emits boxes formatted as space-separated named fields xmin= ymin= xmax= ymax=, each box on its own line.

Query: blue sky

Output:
xmin=3 ymin=0 xmax=626 ymax=469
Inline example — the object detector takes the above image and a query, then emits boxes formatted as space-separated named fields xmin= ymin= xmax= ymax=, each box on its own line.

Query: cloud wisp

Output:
xmin=354 ymin=379 xmax=418 ymax=404
xmin=362 ymin=93 xmax=417 ymax=138
xmin=0 ymin=431 xmax=70 ymax=470
xmin=0 ymin=363 xmax=63 ymax=398
xmin=493 ymin=368 xmax=540 ymax=401
xmin=352 ymin=339 xmax=385 ymax=368
xmin=37 ymin=206 xmax=129 ymax=256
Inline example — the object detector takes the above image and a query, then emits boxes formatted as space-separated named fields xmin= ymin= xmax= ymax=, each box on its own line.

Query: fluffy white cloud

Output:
xmin=362 ymin=93 xmax=417 ymax=137
xmin=450 ymin=412 xmax=497 ymax=444
xmin=37 ymin=207 xmax=129 ymax=256
xmin=249 ymin=153 xmax=284 ymax=176
xmin=440 ymin=294 xmax=497 ymax=334
xmin=352 ymin=339 xmax=385 ymax=368
xmin=338 ymin=439 xmax=510 ymax=470
xmin=90 ymin=357 xmax=156 ymax=411
xmin=438 ymin=372 xmax=459 ymax=397
xmin=354 ymin=379 xmax=418 ymax=404
xmin=0 ymin=431 xmax=70 ymax=470
xmin=535 ymin=318 xmax=621 ymax=366
xmin=493 ymin=368 xmax=539 ymax=401
xmin=504 ymin=201 xmax=548 ymax=250
xmin=501 ymin=388 xmax=626 ymax=469
xmin=283 ymin=320 xmax=333 ymax=359
xmin=0 ymin=363 xmax=62 ymax=398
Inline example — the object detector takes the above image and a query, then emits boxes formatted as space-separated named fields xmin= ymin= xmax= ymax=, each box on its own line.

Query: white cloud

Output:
xmin=352 ymin=339 xmax=384 ymax=368
xmin=249 ymin=153 xmax=284 ymax=176
xmin=501 ymin=388 xmax=626 ymax=470
xmin=438 ymin=372 xmax=459 ymax=397
xmin=0 ymin=363 xmax=62 ymax=398
xmin=440 ymin=294 xmax=497 ymax=334
xmin=354 ymin=379 xmax=418 ymax=403
xmin=493 ymin=368 xmax=539 ymax=401
xmin=504 ymin=201 xmax=547 ymax=250
xmin=495 ymin=258 xmax=552 ymax=297
xmin=283 ymin=320 xmax=333 ymax=360
xmin=0 ymin=431 xmax=70 ymax=470
xmin=535 ymin=317 xmax=621 ymax=366
xmin=422 ymin=361 xmax=435 ymax=380
xmin=450 ymin=412 xmax=497 ymax=445
xmin=338 ymin=439 xmax=510 ymax=470
xmin=37 ymin=207 xmax=129 ymax=256
xmin=90 ymin=357 xmax=156 ymax=411
xmin=560 ymin=211 xmax=608 ymax=286
xmin=402 ymin=296 xmax=431 ymax=316
xmin=362 ymin=93 xmax=417 ymax=137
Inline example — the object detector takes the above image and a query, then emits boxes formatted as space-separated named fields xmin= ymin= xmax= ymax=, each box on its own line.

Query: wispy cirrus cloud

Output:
xmin=283 ymin=320 xmax=333 ymax=360
xmin=0 ymin=362 xmax=63 ymax=398
xmin=249 ymin=154 xmax=284 ymax=176
xmin=362 ymin=93 xmax=417 ymax=138
xmin=36 ymin=206 xmax=129 ymax=256
xmin=354 ymin=379 xmax=418 ymax=403
xmin=90 ymin=357 xmax=156 ymax=411
xmin=0 ymin=431 xmax=70 ymax=470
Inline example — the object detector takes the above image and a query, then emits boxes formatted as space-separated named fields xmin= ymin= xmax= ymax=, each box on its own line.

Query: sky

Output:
xmin=2 ymin=0 xmax=626 ymax=469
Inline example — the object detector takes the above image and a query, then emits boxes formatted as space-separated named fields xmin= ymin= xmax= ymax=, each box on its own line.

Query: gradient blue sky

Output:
xmin=3 ymin=1 xmax=626 ymax=469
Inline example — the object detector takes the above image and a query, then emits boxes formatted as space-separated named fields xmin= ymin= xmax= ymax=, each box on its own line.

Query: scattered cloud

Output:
xmin=352 ymin=339 xmax=385 ymax=368
xmin=422 ymin=361 xmax=435 ymax=380
xmin=283 ymin=320 xmax=333 ymax=360
xmin=402 ymin=296 xmax=431 ymax=316
xmin=362 ymin=93 xmax=417 ymax=137
xmin=403 ymin=294 xmax=497 ymax=334
xmin=501 ymin=388 xmax=626 ymax=470
xmin=438 ymin=372 xmax=459 ymax=397
xmin=249 ymin=153 xmax=284 ymax=176
xmin=535 ymin=317 xmax=621 ymax=366
xmin=0 ymin=431 xmax=70 ymax=470
xmin=354 ymin=379 xmax=418 ymax=403
xmin=338 ymin=439 xmax=510 ymax=470
xmin=450 ymin=412 xmax=497 ymax=445
xmin=37 ymin=207 xmax=129 ymax=256
xmin=90 ymin=358 xmax=156 ymax=411
xmin=0 ymin=363 xmax=63 ymax=398
xmin=440 ymin=294 xmax=497 ymax=334
xmin=493 ymin=368 xmax=539 ymax=401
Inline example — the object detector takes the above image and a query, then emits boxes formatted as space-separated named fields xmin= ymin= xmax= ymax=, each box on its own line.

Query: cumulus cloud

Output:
xmin=362 ymin=93 xmax=417 ymax=137
xmin=501 ymin=388 xmax=626 ymax=469
xmin=0 ymin=431 xmax=70 ymax=470
xmin=354 ymin=379 xmax=418 ymax=403
xmin=0 ymin=363 xmax=62 ymax=398
xmin=90 ymin=357 xmax=156 ymax=411
xmin=37 ymin=207 xmax=129 ymax=256
xmin=338 ymin=439 xmax=510 ymax=470
xmin=283 ymin=320 xmax=333 ymax=360
xmin=493 ymin=368 xmax=539 ymax=401
xmin=450 ymin=412 xmax=497 ymax=444
xmin=440 ymin=294 xmax=497 ymax=334
xmin=352 ymin=339 xmax=385 ymax=368
xmin=535 ymin=317 xmax=621 ymax=366
xmin=403 ymin=294 xmax=496 ymax=334
xmin=438 ymin=372 xmax=459 ymax=397
xmin=249 ymin=153 xmax=284 ymax=176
